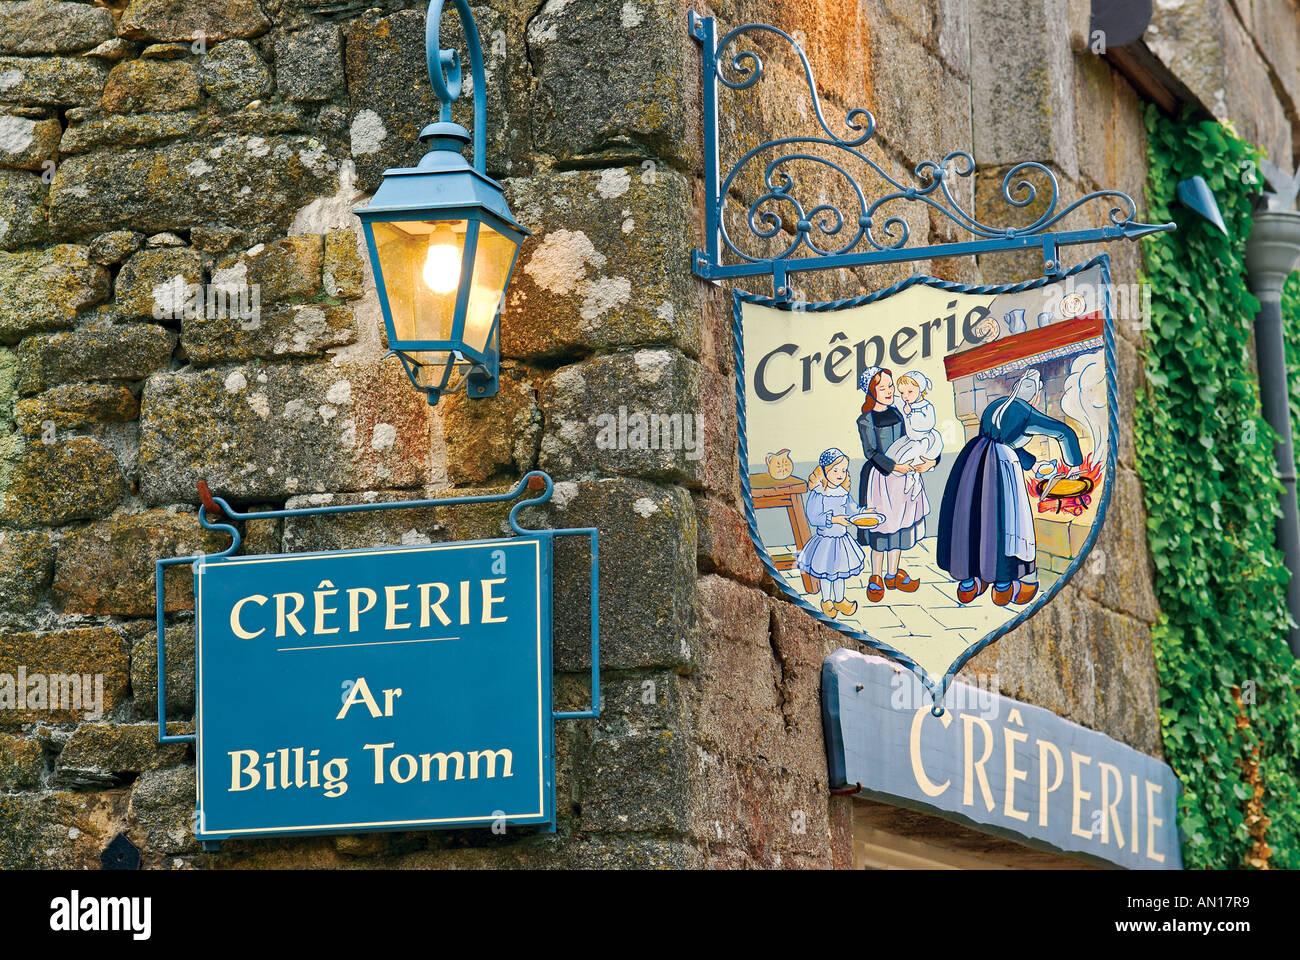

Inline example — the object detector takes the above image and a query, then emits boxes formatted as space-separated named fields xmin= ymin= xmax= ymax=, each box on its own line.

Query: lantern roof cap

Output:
xmin=419 ymin=120 xmax=471 ymax=150
xmin=352 ymin=141 xmax=528 ymax=236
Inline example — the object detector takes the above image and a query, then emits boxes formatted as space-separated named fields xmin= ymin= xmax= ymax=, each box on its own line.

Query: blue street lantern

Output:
xmin=354 ymin=0 xmax=528 ymax=405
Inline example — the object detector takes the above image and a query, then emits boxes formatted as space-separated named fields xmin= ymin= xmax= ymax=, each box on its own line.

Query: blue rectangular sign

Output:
xmin=194 ymin=536 xmax=553 ymax=841
xmin=822 ymin=648 xmax=1183 ymax=869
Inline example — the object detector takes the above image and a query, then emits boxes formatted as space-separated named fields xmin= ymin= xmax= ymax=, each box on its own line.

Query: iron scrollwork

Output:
xmin=689 ymin=13 xmax=1173 ymax=297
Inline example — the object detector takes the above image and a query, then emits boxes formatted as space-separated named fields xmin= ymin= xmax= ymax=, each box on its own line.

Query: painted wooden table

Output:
xmin=749 ymin=472 xmax=817 ymax=595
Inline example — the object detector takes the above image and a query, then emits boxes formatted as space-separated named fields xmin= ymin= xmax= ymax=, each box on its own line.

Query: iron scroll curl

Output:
xmin=690 ymin=13 xmax=1173 ymax=294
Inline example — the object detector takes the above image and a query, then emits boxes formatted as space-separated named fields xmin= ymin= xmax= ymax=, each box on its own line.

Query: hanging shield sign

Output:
xmin=736 ymin=257 xmax=1116 ymax=702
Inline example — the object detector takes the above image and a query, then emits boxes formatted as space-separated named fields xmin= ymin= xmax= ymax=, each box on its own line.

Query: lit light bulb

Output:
xmin=422 ymin=228 xmax=461 ymax=293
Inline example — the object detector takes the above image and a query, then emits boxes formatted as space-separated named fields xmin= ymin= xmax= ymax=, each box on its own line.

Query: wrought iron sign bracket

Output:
xmin=155 ymin=470 xmax=600 ymax=743
xmin=688 ymin=12 xmax=1175 ymax=301
xmin=157 ymin=470 xmax=598 ymax=842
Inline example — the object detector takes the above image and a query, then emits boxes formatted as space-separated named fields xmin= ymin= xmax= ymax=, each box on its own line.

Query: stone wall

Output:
xmin=0 ymin=0 xmax=1295 ymax=870
xmin=0 ymin=0 xmax=709 ymax=870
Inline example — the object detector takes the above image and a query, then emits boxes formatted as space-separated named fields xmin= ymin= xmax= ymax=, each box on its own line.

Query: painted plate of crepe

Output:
xmin=1043 ymin=477 xmax=1093 ymax=499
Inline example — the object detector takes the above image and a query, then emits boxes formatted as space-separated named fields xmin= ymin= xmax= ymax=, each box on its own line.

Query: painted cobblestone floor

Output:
xmin=777 ymin=537 xmax=1055 ymax=679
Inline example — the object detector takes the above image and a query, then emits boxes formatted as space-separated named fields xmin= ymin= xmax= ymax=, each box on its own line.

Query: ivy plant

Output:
xmin=1139 ymin=107 xmax=1300 ymax=869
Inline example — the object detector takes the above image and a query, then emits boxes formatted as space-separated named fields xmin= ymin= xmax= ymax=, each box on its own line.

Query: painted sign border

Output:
xmin=192 ymin=535 xmax=554 ymax=841
xmin=732 ymin=254 xmax=1119 ymax=705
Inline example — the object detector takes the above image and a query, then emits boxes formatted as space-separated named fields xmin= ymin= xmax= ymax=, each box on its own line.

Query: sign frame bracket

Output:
xmin=154 ymin=470 xmax=600 ymax=748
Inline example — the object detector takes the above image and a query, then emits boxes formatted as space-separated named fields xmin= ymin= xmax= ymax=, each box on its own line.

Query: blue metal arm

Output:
xmin=552 ymin=527 xmax=600 ymax=721
xmin=425 ymin=0 xmax=487 ymax=174
xmin=155 ymin=555 xmax=203 ymax=745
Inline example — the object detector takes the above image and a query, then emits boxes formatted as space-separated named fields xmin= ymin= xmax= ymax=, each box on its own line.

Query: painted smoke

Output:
xmin=1060 ymin=351 xmax=1108 ymax=460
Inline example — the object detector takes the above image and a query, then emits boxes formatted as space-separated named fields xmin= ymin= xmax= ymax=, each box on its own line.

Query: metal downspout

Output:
xmin=1245 ymin=205 xmax=1300 ymax=657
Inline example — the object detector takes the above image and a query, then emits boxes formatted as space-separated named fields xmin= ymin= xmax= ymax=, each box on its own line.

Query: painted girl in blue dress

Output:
xmin=797 ymin=448 xmax=867 ymax=619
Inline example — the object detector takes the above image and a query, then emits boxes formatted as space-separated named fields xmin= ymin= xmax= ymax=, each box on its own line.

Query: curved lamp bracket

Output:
xmin=426 ymin=0 xmax=487 ymax=175
xmin=688 ymin=12 xmax=1175 ymax=300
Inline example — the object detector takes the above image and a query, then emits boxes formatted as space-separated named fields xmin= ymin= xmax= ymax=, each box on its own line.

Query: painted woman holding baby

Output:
xmin=856 ymin=367 xmax=938 ymax=603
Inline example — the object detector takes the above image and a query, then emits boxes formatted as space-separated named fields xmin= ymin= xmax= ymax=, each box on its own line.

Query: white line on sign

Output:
xmin=276 ymin=637 xmax=459 ymax=652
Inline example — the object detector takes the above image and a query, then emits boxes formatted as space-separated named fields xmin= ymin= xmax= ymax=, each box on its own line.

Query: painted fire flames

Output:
xmin=1031 ymin=455 xmax=1105 ymax=516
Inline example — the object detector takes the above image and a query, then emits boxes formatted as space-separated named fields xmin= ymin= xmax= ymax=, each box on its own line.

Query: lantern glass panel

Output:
xmin=463 ymin=224 xmax=518 ymax=356
xmin=371 ymin=218 xmax=468 ymax=345
xmin=410 ymin=351 xmax=461 ymax=390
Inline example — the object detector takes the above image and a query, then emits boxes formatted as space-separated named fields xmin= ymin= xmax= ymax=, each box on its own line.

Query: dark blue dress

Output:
xmin=936 ymin=397 xmax=1083 ymax=583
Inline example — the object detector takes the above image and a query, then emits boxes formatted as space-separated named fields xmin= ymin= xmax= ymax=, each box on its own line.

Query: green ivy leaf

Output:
xmin=1139 ymin=106 xmax=1300 ymax=871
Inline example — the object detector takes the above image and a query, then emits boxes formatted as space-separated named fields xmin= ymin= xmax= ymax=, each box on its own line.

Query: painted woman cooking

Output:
xmin=936 ymin=367 xmax=1083 ymax=607
xmin=855 ymin=367 xmax=938 ymax=603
